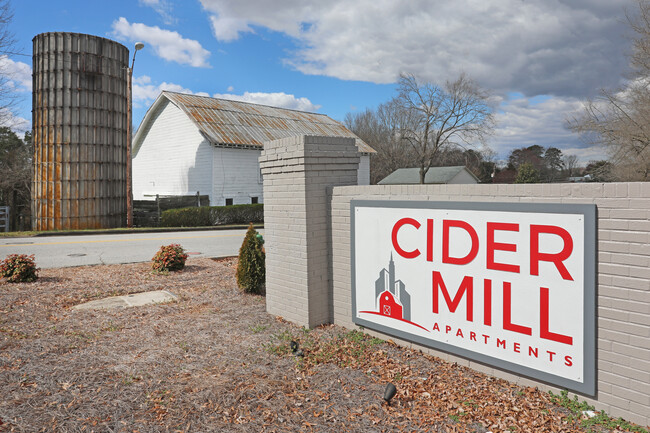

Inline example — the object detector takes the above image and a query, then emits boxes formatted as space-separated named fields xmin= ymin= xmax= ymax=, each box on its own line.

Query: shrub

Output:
xmin=152 ymin=244 xmax=189 ymax=273
xmin=213 ymin=204 xmax=264 ymax=225
xmin=0 ymin=254 xmax=39 ymax=283
xmin=160 ymin=203 xmax=264 ymax=227
xmin=160 ymin=207 xmax=212 ymax=227
xmin=236 ymin=223 xmax=265 ymax=294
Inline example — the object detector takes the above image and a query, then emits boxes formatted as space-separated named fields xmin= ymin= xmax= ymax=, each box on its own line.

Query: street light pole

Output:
xmin=126 ymin=41 xmax=144 ymax=228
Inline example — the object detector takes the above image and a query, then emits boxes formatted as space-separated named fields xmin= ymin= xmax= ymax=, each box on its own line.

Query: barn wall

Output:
xmin=132 ymin=100 xmax=213 ymax=202
xmin=212 ymin=147 xmax=264 ymax=206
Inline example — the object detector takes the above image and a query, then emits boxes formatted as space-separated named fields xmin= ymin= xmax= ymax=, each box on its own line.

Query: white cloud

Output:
xmin=198 ymin=0 xmax=638 ymax=165
xmin=0 ymin=108 xmax=30 ymax=134
xmin=139 ymin=0 xmax=176 ymax=25
xmin=133 ymin=75 xmax=210 ymax=107
xmin=133 ymin=75 xmax=152 ymax=85
xmin=0 ymin=57 xmax=32 ymax=133
xmin=112 ymin=17 xmax=211 ymax=68
xmin=212 ymin=91 xmax=321 ymax=111
xmin=133 ymin=77 xmax=319 ymax=112
xmin=0 ymin=56 xmax=32 ymax=92
xmin=492 ymin=95 xmax=607 ymax=164
xmin=199 ymin=0 xmax=633 ymax=98
xmin=209 ymin=15 xmax=254 ymax=41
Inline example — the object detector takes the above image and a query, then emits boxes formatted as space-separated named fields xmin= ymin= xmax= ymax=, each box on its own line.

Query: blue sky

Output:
xmin=1 ymin=0 xmax=639 ymax=164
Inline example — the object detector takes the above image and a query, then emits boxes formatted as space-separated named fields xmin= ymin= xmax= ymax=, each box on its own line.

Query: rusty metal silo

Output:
xmin=32 ymin=32 xmax=129 ymax=230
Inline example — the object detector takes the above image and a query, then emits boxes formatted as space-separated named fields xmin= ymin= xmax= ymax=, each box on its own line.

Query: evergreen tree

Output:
xmin=515 ymin=162 xmax=540 ymax=183
xmin=236 ymin=223 xmax=266 ymax=294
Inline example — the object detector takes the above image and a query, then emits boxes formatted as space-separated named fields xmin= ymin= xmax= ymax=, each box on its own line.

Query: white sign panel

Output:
xmin=351 ymin=201 xmax=596 ymax=395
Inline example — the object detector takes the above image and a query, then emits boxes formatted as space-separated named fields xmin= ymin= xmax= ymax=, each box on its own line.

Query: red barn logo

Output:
xmin=380 ymin=291 xmax=402 ymax=319
xmin=360 ymin=254 xmax=428 ymax=332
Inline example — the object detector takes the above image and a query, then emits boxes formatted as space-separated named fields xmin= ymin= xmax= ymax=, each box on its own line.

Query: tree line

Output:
xmin=344 ymin=77 xmax=587 ymax=185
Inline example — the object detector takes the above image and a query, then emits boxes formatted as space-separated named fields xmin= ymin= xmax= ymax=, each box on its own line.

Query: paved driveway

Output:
xmin=0 ymin=229 xmax=257 ymax=269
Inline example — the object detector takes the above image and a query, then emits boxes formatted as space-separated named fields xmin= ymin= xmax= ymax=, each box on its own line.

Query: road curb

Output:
xmin=29 ymin=224 xmax=264 ymax=238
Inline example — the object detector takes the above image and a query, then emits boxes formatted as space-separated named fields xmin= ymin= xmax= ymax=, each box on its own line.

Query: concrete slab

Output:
xmin=73 ymin=290 xmax=177 ymax=310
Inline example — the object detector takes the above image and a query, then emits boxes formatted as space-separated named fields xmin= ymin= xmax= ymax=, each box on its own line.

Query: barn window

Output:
xmin=225 ymin=198 xmax=233 ymax=206
xmin=251 ymin=197 xmax=258 ymax=204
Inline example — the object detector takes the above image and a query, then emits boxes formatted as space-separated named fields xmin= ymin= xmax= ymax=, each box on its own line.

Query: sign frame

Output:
xmin=350 ymin=199 xmax=596 ymax=396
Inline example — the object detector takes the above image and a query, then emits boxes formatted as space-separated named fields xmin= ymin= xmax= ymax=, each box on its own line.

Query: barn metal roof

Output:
xmin=141 ymin=91 xmax=374 ymax=153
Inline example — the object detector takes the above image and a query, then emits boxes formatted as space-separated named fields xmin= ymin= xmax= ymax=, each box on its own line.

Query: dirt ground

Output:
xmin=0 ymin=258 xmax=645 ymax=432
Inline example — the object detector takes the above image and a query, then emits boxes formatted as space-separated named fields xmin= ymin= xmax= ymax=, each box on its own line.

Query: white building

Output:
xmin=132 ymin=91 xmax=374 ymax=205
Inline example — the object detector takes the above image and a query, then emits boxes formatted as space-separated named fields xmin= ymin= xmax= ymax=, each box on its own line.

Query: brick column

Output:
xmin=259 ymin=135 xmax=360 ymax=328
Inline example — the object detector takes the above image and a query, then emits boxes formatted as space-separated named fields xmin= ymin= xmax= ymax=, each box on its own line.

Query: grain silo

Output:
xmin=32 ymin=32 xmax=129 ymax=230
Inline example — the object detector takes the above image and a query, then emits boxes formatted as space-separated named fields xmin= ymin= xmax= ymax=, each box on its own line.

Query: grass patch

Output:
xmin=549 ymin=390 xmax=649 ymax=433
xmin=0 ymin=230 xmax=39 ymax=238
xmin=265 ymin=327 xmax=386 ymax=370
xmin=250 ymin=324 xmax=268 ymax=333
xmin=264 ymin=330 xmax=297 ymax=356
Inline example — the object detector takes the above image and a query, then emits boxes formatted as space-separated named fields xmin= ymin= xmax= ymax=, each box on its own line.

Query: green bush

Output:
xmin=160 ymin=203 xmax=263 ymax=227
xmin=515 ymin=162 xmax=540 ymax=183
xmin=151 ymin=244 xmax=189 ymax=273
xmin=0 ymin=254 xmax=39 ymax=283
xmin=160 ymin=207 xmax=212 ymax=227
xmin=236 ymin=223 xmax=265 ymax=294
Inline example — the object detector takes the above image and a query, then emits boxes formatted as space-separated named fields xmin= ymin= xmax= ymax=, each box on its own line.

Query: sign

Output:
xmin=351 ymin=200 xmax=596 ymax=395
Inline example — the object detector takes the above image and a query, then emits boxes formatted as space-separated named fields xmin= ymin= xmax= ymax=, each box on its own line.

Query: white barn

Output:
xmin=132 ymin=91 xmax=374 ymax=205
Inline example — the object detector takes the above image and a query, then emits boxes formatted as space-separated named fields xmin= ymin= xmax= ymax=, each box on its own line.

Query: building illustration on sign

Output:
xmin=359 ymin=254 xmax=429 ymax=331
xmin=374 ymin=253 xmax=411 ymax=320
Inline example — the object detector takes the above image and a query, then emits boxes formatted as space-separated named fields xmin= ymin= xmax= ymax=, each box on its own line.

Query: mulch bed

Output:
xmin=0 ymin=258 xmax=639 ymax=432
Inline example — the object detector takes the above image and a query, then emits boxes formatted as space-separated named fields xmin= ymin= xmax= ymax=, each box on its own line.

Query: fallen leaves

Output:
xmin=0 ymin=258 xmax=645 ymax=432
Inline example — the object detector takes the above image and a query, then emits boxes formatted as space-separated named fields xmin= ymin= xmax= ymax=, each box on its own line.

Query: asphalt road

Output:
xmin=0 ymin=229 xmax=258 ymax=269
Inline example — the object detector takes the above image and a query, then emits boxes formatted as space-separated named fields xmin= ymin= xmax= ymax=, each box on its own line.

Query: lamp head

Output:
xmin=134 ymin=42 xmax=145 ymax=51
xmin=383 ymin=383 xmax=397 ymax=404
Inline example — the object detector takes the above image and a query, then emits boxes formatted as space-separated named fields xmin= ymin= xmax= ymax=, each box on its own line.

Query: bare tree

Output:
xmin=568 ymin=0 xmax=650 ymax=180
xmin=345 ymin=102 xmax=418 ymax=184
xmin=345 ymin=73 xmax=495 ymax=184
xmin=394 ymin=73 xmax=494 ymax=183
xmin=569 ymin=84 xmax=649 ymax=180
xmin=630 ymin=0 xmax=650 ymax=76
xmin=0 ymin=0 xmax=17 ymax=127
xmin=563 ymin=154 xmax=579 ymax=177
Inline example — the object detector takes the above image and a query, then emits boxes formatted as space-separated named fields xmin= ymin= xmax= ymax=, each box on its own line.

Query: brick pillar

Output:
xmin=259 ymin=135 xmax=360 ymax=328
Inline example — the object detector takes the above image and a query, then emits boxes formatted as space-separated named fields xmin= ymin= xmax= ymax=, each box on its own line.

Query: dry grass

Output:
xmin=0 ymin=258 xmax=645 ymax=432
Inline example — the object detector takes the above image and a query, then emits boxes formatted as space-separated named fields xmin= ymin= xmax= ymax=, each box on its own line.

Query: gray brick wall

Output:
xmin=260 ymin=135 xmax=359 ymax=328
xmin=330 ymin=182 xmax=650 ymax=427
